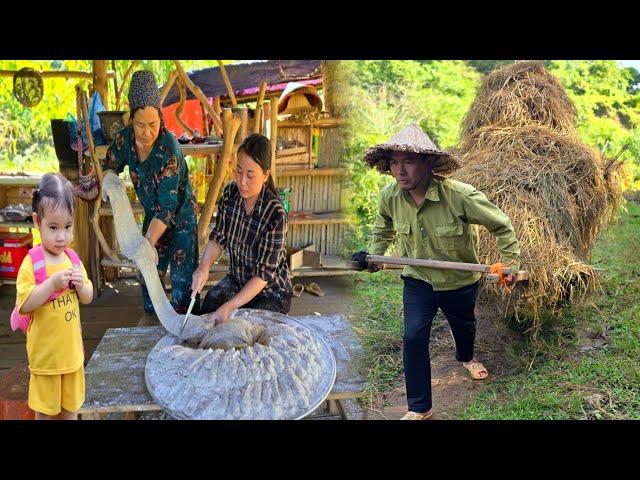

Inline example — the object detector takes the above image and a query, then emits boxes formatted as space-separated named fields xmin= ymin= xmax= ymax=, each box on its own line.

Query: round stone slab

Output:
xmin=145 ymin=308 xmax=337 ymax=420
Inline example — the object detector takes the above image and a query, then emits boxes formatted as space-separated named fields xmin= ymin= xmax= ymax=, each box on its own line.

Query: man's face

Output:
xmin=389 ymin=152 xmax=431 ymax=190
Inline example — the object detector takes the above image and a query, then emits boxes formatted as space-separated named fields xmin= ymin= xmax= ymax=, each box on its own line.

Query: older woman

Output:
xmin=191 ymin=133 xmax=293 ymax=324
xmin=103 ymin=70 xmax=199 ymax=320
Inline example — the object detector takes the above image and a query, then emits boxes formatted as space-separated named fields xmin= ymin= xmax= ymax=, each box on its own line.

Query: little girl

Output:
xmin=14 ymin=173 xmax=93 ymax=420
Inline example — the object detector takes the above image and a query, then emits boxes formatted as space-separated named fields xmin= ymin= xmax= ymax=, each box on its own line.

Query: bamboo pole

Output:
xmin=201 ymin=102 xmax=210 ymax=137
xmin=92 ymin=61 xmax=109 ymax=107
xmin=159 ymin=69 xmax=178 ymax=107
xmin=115 ymin=60 xmax=141 ymax=110
xmin=253 ymin=81 xmax=267 ymax=133
xmin=77 ymin=86 xmax=118 ymax=261
xmin=0 ymin=70 xmax=115 ymax=79
xmin=270 ymin=97 xmax=278 ymax=186
xmin=212 ymin=97 xmax=223 ymax=137
xmin=175 ymin=78 xmax=194 ymax=137
xmin=173 ymin=60 xmax=223 ymax=134
xmin=217 ymin=60 xmax=237 ymax=107
xmin=262 ymin=102 xmax=270 ymax=136
xmin=197 ymin=108 xmax=241 ymax=248
xmin=111 ymin=60 xmax=119 ymax=110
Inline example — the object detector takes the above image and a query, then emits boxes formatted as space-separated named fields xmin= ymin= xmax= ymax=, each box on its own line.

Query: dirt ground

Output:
xmin=365 ymin=299 xmax=520 ymax=420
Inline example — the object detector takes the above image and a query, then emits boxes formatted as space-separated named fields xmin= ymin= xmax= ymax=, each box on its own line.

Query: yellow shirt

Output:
xmin=16 ymin=253 xmax=91 ymax=375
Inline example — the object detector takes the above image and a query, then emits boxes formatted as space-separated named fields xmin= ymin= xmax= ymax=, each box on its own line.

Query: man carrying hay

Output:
xmin=353 ymin=124 xmax=521 ymax=420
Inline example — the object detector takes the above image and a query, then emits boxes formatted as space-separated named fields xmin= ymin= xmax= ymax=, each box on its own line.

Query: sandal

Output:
xmin=463 ymin=360 xmax=489 ymax=380
xmin=292 ymin=284 xmax=304 ymax=297
xmin=401 ymin=410 xmax=433 ymax=420
xmin=305 ymin=282 xmax=325 ymax=297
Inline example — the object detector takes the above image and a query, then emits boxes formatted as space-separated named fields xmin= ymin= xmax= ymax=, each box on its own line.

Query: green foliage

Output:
xmin=350 ymin=270 xmax=405 ymax=398
xmin=460 ymin=201 xmax=640 ymax=419
xmin=346 ymin=60 xmax=640 ymax=238
xmin=548 ymin=60 xmax=640 ymax=185
xmin=344 ymin=61 xmax=481 ymax=251
xmin=0 ymin=60 xmax=240 ymax=174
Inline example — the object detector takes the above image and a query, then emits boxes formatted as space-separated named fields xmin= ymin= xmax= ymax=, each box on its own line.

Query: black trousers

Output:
xmin=402 ymin=276 xmax=480 ymax=413
xmin=200 ymin=275 xmax=292 ymax=315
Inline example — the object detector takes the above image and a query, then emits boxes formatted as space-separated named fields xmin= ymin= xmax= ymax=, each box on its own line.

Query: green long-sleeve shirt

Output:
xmin=369 ymin=175 xmax=520 ymax=290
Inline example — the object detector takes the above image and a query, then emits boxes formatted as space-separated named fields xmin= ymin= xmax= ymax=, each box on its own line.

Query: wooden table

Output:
xmin=80 ymin=314 xmax=365 ymax=420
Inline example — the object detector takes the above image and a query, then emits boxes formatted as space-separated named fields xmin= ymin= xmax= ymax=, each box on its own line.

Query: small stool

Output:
xmin=0 ymin=362 xmax=34 ymax=420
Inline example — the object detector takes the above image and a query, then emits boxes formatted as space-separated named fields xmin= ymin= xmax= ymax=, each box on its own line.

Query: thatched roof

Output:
xmin=161 ymin=60 xmax=322 ymax=107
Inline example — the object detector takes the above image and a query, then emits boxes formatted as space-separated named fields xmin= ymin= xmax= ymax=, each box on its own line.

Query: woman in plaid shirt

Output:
xmin=191 ymin=134 xmax=293 ymax=324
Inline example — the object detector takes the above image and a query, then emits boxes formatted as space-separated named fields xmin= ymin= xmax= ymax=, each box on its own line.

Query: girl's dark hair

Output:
xmin=237 ymin=133 xmax=278 ymax=197
xmin=32 ymin=173 xmax=75 ymax=219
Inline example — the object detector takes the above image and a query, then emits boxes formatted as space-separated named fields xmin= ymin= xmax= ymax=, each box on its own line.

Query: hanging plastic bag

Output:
xmin=67 ymin=91 xmax=107 ymax=149
xmin=89 ymin=91 xmax=106 ymax=145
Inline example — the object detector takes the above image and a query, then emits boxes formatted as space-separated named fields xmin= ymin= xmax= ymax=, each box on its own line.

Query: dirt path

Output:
xmin=365 ymin=300 xmax=520 ymax=419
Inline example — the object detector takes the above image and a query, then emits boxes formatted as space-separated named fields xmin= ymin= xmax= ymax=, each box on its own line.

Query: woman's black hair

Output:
xmin=237 ymin=133 xmax=278 ymax=197
xmin=32 ymin=172 xmax=75 ymax=219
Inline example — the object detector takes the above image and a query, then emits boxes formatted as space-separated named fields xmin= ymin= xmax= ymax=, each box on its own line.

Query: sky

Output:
xmin=618 ymin=60 xmax=640 ymax=71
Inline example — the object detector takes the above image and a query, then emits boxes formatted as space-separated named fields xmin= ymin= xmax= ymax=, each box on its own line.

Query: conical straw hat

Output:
xmin=363 ymin=124 xmax=460 ymax=174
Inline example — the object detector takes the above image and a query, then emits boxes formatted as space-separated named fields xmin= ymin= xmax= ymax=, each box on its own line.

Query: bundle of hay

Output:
xmin=455 ymin=62 xmax=624 ymax=335
xmin=461 ymin=61 xmax=577 ymax=136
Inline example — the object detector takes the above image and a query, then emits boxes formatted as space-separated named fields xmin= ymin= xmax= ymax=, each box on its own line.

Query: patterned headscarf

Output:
xmin=128 ymin=70 xmax=161 ymax=110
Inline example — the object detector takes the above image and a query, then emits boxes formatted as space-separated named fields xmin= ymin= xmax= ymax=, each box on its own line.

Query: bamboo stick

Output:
xmin=253 ymin=81 xmax=267 ymax=133
xmin=239 ymin=106 xmax=249 ymax=141
xmin=92 ymin=61 xmax=109 ymax=109
xmin=201 ymin=102 xmax=210 ymax=137
xmin=365 ymin=255 xmax=515 ymax=275
xmin=77 ymin=86 xmax=117 ymax=261
xmin=115 ymin=60 xmax=141 ymax=110
xmin=217 ymin=60 xmax=237 ymax=107
xmin=197 ymin=109 xmax=241 ymax=248
xmin=175 ymin=78 xmax=194 ymax=137
xmin=173 ymin=60 xmax=223 ymax=134
xmin=270 ymin=97 xmax=278 ymax=186
xmin=0 ymin=70 xmax=115 ymax=79
xmin=159 ymin=69 xmax=178 ymax=107
xmin=111 ymin=60 xmax=119 ymax=110
xmin=212 ymin=97 xmax=223 ymax=137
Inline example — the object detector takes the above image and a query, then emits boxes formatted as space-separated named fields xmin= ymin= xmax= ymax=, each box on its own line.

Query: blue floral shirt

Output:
xmin=104 ymin=126 xmax=197 ymax=232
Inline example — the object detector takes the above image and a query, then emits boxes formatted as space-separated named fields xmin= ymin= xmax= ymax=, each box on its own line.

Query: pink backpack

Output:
xmin=10 ymin=245 xmax=81 ymax=334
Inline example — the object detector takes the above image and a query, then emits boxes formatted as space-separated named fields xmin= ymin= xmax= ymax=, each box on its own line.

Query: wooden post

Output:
xmin=197 ymin=109 xmax=241 ymax=248
xmin=253 ymin=81 xmax=267 ymax=133
xmin=116 ymin=60 xmax=141 ymax=111
xmin=201 ymin=102 xmax=210 ymax=137
xmin=111 ymin=60 xmax=119 ymax=110
xmin=217 ymin=60 xmax=237 ymax=107
xmin=262 ymin=102 xmax=270 ymax=138
xmin=270 ymin=97 xmax=278 ymax=186
xmin=175 ymin=78 xmax=194 ymax=137
xmin=92 ymin=61 xmax=109 ymax=107
xmin=239 ymin=107 xmax=249 ymax=141
xmin=77 ymin=86 xmax=117 ymax=262
xmin=159 ymin=69 xmax=178 ymax=107
xmin=321 ymin=60 xmax=349 ymax=118
xmin=212 ymin=97 xmax=223 ymax=137
xmin=173 ymin=60 xmax=223 ymax=134
xmin=233 ymin=106 xmax=248 ymax=145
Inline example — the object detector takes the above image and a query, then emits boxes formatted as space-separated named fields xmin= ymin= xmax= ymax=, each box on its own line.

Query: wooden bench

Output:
xmin=80 ymin=314 xmax=365 ymax=420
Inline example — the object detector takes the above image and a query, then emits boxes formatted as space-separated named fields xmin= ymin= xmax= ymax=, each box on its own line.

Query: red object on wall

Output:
xmin=0 ymin=232 xmax=33 ymax=279
xmin=0 ymin=363 xmax=34 ymax=420
xmin=162 ymin=98 xmax=212 ymax=137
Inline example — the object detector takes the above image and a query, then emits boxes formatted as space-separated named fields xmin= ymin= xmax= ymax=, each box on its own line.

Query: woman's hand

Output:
xmin=212 ymin=302 xmax=234 ymax=325
xmin=191 ymin=266 xmax=209 ymax=295
xmin=144 ymin=237 xmax=159 ymax=265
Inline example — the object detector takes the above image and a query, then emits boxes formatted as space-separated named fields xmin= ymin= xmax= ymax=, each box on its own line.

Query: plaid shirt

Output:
xmin=210 ymin=182 xmax=292 ymax=298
